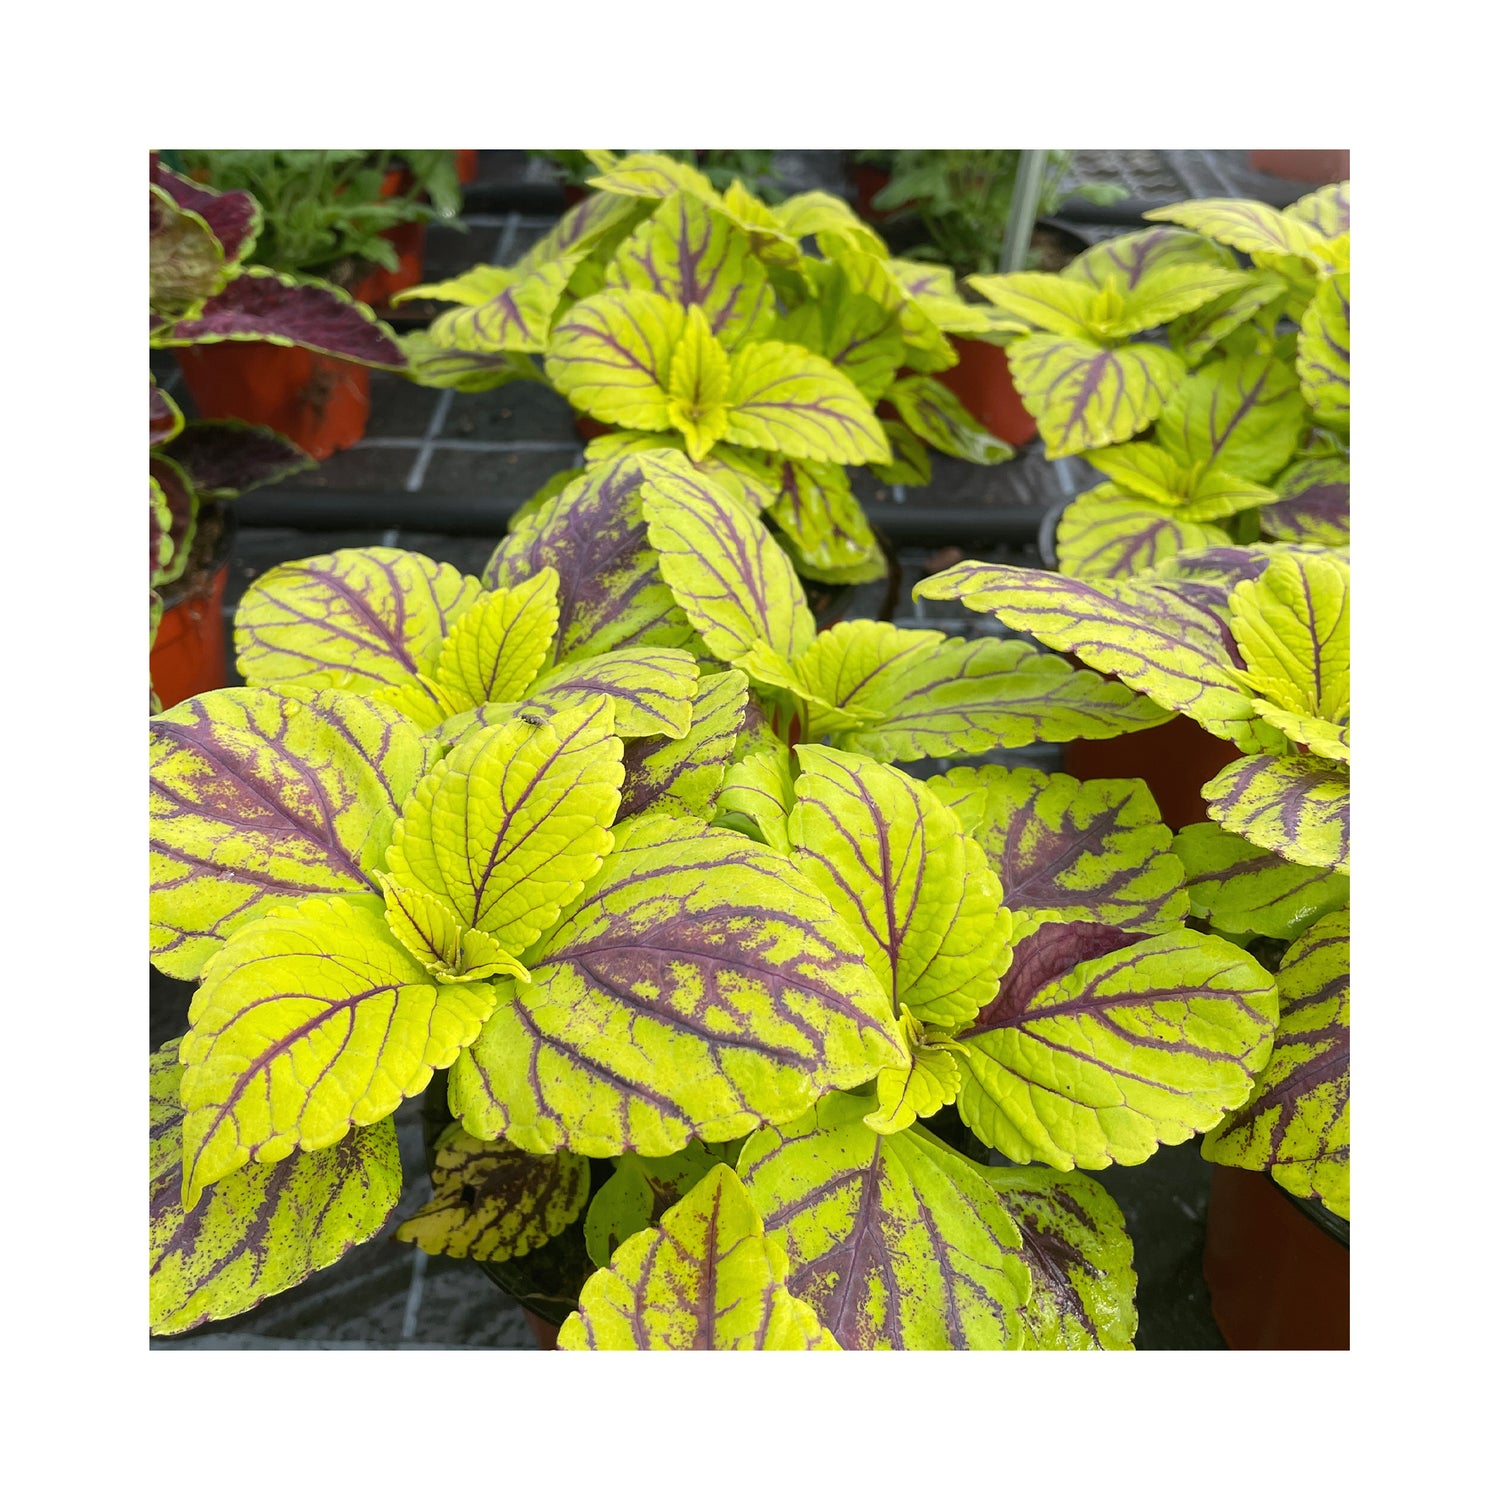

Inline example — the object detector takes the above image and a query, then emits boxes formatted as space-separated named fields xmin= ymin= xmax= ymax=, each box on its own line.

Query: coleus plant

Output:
xmin=149 ymin=449 xmax=1291 ymax=1345
xmin=148 ymin=155 xmax=407 ymax=665
xmin=396 ymin=150 xmax=1017 ymax=587
xmin=914 ymin=540 xmax=1350 ymax=1222
xmin=969 ymin=183 xmax=1350 ymax=579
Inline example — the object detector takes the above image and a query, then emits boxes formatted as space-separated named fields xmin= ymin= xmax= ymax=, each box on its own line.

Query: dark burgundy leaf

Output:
xmin=166 ymin=421 xmax=313 ymax=499
xmin=966 ymin=922 xmax=1142 ymax=1032
xmin=150 ymin=159 xmax=261 ymax=266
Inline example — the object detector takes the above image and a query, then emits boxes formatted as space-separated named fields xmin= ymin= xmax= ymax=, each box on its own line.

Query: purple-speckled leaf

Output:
xmin=1203 ymin=754 xmax=1350 ymax=873
xmin=605 ymin=191 xmax=775 ymax=351
xmin=164 ymin=421 xmax=313 ymax=499
xmin=149 ymin=454 xmax=197 ymax=589
xmin=150 ymin=1041 xmax=400 ymax=1336
xmin=450 ymin=813 xmax=904 ymax=1157
xmin=1260 ymin=458 xmax=1350 ymax=544
xmin=1154 ymin=353 xmax=1305 ymax=482
xmin=929 ymin=765 xmax=1189 ymax=938
xmin=1063 ymin=226 xmax=1235 ymax=291
xmin=956 ymin=926 xmax=1280 ymax=1169
xmin=149 ymin=687 xmax=434 ymax=980
xmin=618 ymin=669 xmax=748 ymax=820
xmin=162 ymin=268 xmax=406 ymax=368
xmin=151 ymin=380 xmax=184 ymax=447
xmin=151 ymin=158 xmax=261 ymax=268
xmin=484 ymin=452 xmax=700 ymax=664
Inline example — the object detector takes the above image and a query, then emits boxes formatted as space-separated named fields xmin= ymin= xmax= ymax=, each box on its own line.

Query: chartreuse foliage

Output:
xmin=398 ymin=151 xmax=1025 ymax=587
xmin=1025 ymin=184 xmax=1350 ymax=579
xmin=917 ymin=537 xmax=1352 ymax=1222
xmin=152 ymin=446 xmax=1323 ymax=1342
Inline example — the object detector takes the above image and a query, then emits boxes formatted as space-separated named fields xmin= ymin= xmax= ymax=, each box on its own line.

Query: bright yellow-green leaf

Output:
xmin=1203 ymin=908 xmax=1349 ymax=1217
xmin=430 ymin=568 xmax=558 ymax=712
xmin=582 ymin=1143 xmax=727 ymax=1269
xmin=1057 ymin=492 xmax=1232 ymax=579
xmin=776 ymin=266 xmax=905 ymax=400
xmin=956 ymin=927 xmax=1279 ymax=1169
xmin=795 ymin=618 xmax=1171 ymax=761
xmin=1203 ymin=754 xmax=1350 ymax=872
xmin=395 ymin=1121 xmax=589 ymax=1261
xmin=1007 ymin=335 xmax=1185 ymax=458
xmin=150 ymin=688 xmax=434 ymax=980
xmin=587 ymin=151 xmax=720 ymax=204
xmin=767 ymin=457 xmax=885 ymax=579
xmin=1144 ymin=197 xmax=1322 ymax=263
xmin=1154 ymin=353 xmax=1305 ymax=483
xmin=1102 ymin=262 xmax=1255 ymax=339
xmin=179 ymin=893 xmax=496 ymax=1207
xmin=639 ymin=449 xmax=815 ymax=664
xmin=991 ymin=1166 xmax=1139 ymax=1350
xmin=1062 ymin=225 xmax=1236 ymax=292
xmin=666 ymin=304 xmax=730 ymax=458
xmin=426 ymin=253 xmax=582 ymax=354
xmin=450 ymin=814 xmax=904 ymax=1157
xmin=791 ymin=745 xmax=1011 ymax=1030
xmin=394 ymin=262 xmax=514 ymax=307
xmin=234 ymin=547 xmax=484 ymax=694
xmin=1298 ymin=271 xmax=1350 ymax=435
xmin=518 ymin=646 xmax=699 ymax=739
xmin=385 ymin=704 xmax=623 ymax=955
xmin=1229 ymin=552 xmax=1350 ymax=725
xmin=1253 ymin=703 xmax=1350 ymax=762
xmin=929 ymin=764 xmax=1189 ymax=939
xmin=722 ymin=339 xmax=890 ymax=465
xmin=377 ymin=876 xmax=531 ymax=984
xmin=1173 ymin=822 xmax=1348 ymax=941
xmin=619 ymin=669 xmax=748 ymax=821
xmin=1169 ymin=270 xmax=1288 ymax=367
xmin=741 ymin=1093 xmax=1032 ymax=1350
xmin=714 ymin=747 xmax=796 ymax=853
xmin=967 ymin=272 xmax=1096 ymax=338
xmin=150 ymin=1040 xmax=402 ymax=1336
xmin=863 ymin=1007 xmax=967 ymax=1135
xmin=544 ymin=289 xmax=684 ymax=432
xmin=884 ymin=375 xmax=1014 ymax=465
xmin=558 ymin=1165 xmax=839 ymax=1350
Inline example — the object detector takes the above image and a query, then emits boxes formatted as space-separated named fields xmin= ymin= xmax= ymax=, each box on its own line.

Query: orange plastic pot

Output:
xmin=523 ymin=1311 xmax=560 ymax=1350
xmin=573 ymin=413 xmax=612 ymax=442
xmin=853 ymin=163 xmax=895 ymax=223
xmin=175 ymin=342 xmax=371 ymax=462
xmin=151 ymin=513 xmax=234 ymax=710
xmin=934 ymin=337 xmax=1038 ymax=448
xmin=1248 ymin=149 xmax=1350 ymax=184
xmin=456 ymin=149 xmax=478 ymax=184
xmin=1063 ymin=714 xmax=1241 ymax=831
xmin=1202 ymin=1166 xmax=1349 ymax=1349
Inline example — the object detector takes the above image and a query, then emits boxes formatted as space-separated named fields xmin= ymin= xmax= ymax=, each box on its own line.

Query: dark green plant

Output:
xmin=874 ymin=149 xmax=1123 ymax=275
xmin=170 ymin=149 xmax=463 ymax=283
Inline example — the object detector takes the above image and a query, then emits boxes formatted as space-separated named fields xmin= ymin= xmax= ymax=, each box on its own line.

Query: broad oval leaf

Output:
xmin=912 ymin=562 xmax=1277 ymax=751
xmin=162 ymin=268 xmax=406 ymax=368
xmin=163 ymin=420 xmax=315 ymax=500
xmin=1062 ymin=225 xmax=1235 ymax=291
xmin=558 ymin=1165 xmax=838 ymax=1350
xmin=1154 ymin=353 xmax=1305 ymax=483
xmin=929 ymin=765 xmax=1189 ymax=938
xmin=1285 ymin=182 xmax=1351 ymax=240
xmin=582 ymin=1143 xmax=728 ymax=1268
xmin=606 ymin=190 xmax=775 ymax=350
xmin=618 ymin=668 xmax=748 ymax=820
xmin=179 ymin=894 xmax=497 ymax=1207
xmin=235 ymin=547 xmax=484 ymax=693
xmin=1057 ymin=493 xmax=1231 ymax=580
xmin=790 ymin=746 xmax=1011 ymax=1029
xmin=740 ymin=1093 xmax=1031 ymax=1350
xmin=484 ymin=453 xmax=699 ymax=664
xmin=955 ymin=925 xmax=1279 ymax=1169
xmin=394 ymin=1122 xmax=589 ymax=1261
xmin=767 ymin=457 xmax=884 ymax=579
xmin=990 ymin=1166 xmax=1139 ymax=1350
xmin=1203 ymin=754 xmax=1350 ymax=873
xmin=1105 ymin=262 xmax=1254 ymax=340
xmin=449 ymin=814 xmax=904 ymax=1157
xmin=544 ymin=289 xmax=684 ymax=431
xmin=722 ymin=339 xmax=890 ymax=465
xmin=791 ymin=620 xmax=1169 ymax=759
xmin=428 ymin=254 xmax=579 ymax=355
xmin=776 ymin=269 xmax=905 ymax=399
xmin=1169 ymin=269 xmax=1287 ymax=368
xmin=1007 ymin=335 xmax=1185 ymax=458
xmin=965 ymin=271 xmax=1096 ymax=337
xmin=151 ymin=159 xmax=261 ymax=266
xmin=1298 ymin=272 xmax=1350 ymax=435
xmin=150 ymin=1041 xmax=401 ymax=1336
xmin=386 ymin=705 xmax=624 ymax=955
xmin=714 ymin=748 xmax=796 ymax=854
xmin=149 ymin=184 xmax=227 ymax=318
xmin=150 ymin=688 xmax=433 ymax=979
xmin=639 ymin=451 xmax=815 ymax=664
xmin=1172 ymin=822 xmax=1349 ymax=940
xmin=586 ymin=151 xmax=721 ymax=203
xmin=430 ymin=568 xmax=559 ymax=711
xmin=516 ymin=647 xmax=699 ymax=740
xmin=1201 ymin=908 xmax=1349 ymax=1217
